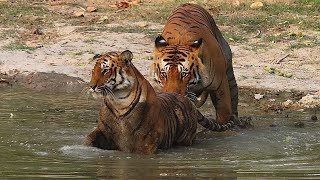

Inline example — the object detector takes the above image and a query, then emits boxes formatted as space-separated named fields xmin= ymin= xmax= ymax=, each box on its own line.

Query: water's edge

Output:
xmin=0 ymin=72 xmax=87 ymax=93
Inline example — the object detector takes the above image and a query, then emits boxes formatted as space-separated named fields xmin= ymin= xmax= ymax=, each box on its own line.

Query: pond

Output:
xmin=0 ymin=87 xmax=319 ymax=179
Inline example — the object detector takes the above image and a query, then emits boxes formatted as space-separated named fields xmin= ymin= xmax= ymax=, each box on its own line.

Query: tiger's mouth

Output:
xmin=82 ymin=85 xmax=104 ymax=99
xmin=90 ymin=80 xmax=133 ymax=100
xmin=89 ymin=84 xmax=115 ymax=99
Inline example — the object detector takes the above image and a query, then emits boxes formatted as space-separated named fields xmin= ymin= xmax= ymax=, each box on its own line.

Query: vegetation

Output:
xmin=0 ymin=2 xmax=61 ymax=28
xmin=3 ymin=42 xmax=35 ymax=51
xmin=0 ymin=0 xmax=318 ymax=50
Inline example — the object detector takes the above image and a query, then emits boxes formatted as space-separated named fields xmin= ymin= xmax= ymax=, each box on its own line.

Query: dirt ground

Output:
xmin=0 ymin=0 xmax=319 ymax=109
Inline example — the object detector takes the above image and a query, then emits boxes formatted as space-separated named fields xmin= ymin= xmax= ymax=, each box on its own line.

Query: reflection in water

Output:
xmin=0 ymin=87 xmax=319 ymax=178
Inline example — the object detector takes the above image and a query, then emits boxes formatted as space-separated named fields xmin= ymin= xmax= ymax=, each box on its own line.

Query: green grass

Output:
xmin=0 ymin=2 xmax=61 ymax=28
xmin=88 ymin=0 xmax=318 ymax=41
xmin=3 ymin=42 xmax=36 ymax=51
xmin=223 ymin=32 xmax=247 ymax=43
xmin=0 ymin=0 xmax=318 ymax=48
xmin=263 ymin=33 xmax=288 ymax=43
xmin=83 ymin=38 xmax=100 ymax=44
xmin=212 ymin=0 xmax=319 ymax=35
xmin=289 ymin=40 xmax=319 ymax=49
xmin=76 ymin=25 xmax=160 ymax=40
xmin=0 ymin=29 xmax=20 ymax=40
xmin=73 ymin=51 xmax=85 ymax=56
xmin=73 ymin=49 xmax=95 ymax=56
xmin=261 ymin=31 xmax=319 ymax=50
xmin=108 ymin=26 xmax=159 ymax=38
xmin=112 ymin=0 xmax=191 ymax=24
xmin=265 ymin=0 xmax=320 ymax=15
xmin=72 ymin=0 xmax=185 ymax=25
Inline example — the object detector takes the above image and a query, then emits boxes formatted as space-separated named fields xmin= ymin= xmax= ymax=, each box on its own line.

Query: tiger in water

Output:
xmin=84 ymin=50 xmax=234 ymax=154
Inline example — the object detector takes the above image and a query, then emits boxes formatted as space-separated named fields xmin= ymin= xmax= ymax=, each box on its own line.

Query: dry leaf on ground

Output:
xmin=250 ymin=2 xmax=264 ymax=9
xmin=49 ymin=0 xmax=65 ymax=6
xmin=110 ymin=0 xmax=141 ymax=9
xmin=86 ymin=6 xmax=97 ymax=13
xmin=134 ymin=21 xmax=148 ymax=27
xmin=73 ymin=11 xmax=85 ymax=17
xmin=231 ymin=0 xmax=241 ymax=6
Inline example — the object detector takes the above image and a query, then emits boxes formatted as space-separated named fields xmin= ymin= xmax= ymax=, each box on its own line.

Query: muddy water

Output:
xmin=0 ymin=87 xmax=319 ymax=179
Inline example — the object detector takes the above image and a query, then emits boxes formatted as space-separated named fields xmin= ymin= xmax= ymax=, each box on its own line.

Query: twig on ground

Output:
xmin=253 ymin=29 xmax=261 ymax=38
xmin=272 ymin=54 xmax=289 ymax=64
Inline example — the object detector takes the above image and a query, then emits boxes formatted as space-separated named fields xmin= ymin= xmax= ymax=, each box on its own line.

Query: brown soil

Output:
xmin=0 ymin=1 xmax=319 ymax=109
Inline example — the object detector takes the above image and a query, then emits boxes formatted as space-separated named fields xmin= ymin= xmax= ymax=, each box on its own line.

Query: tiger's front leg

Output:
xmin=210 ymin=76 xmax=233 ymax=124
xmin=84 ymin=127 xmax=117 ymax=150
xmin=194 ymin=91 xmax=209 ymax=108
xmin=133 ymin=133 xmax=160 ymax=155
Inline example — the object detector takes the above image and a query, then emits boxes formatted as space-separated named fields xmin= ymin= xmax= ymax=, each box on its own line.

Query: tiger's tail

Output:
xmin=197 ymin=111 xmax=235 ymax=132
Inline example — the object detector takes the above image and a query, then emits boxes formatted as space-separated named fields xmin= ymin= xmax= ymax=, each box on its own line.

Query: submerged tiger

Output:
xmin=84 ymin=50 xmax=234 ymax=155
xmin=153 ymin=3 xmax=238 ymax=125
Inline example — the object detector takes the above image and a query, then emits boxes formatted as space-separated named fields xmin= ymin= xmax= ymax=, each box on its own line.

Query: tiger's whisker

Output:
xmin=101 ymin=88 xmax=106 ymax=96
xmin=106 ymin=88 xmax=115 ymax=99
xmin=101 ymin=88 xmax=109 ymax=96
xmin=99 ymin=86 xmax=115 ymax=99
xmin=80 ymin=86 xmax=91 ymax=96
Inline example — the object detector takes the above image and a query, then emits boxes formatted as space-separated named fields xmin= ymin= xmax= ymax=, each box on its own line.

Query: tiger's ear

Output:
xmin=93 ymin=54 xmax=102 ymax=59
xmin=191 ymin=38 xmax=202 ymax=48
xmin=120 ymin=50 xmax=133 ymax=66
xmin=155 ymin=35 xmax=168 ymax=48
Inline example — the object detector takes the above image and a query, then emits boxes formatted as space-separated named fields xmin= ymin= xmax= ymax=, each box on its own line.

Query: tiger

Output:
xmin=152 ymin=3 xmax=238 ymax=125
xmin=84 ymin=50 xmax=235 ymax=155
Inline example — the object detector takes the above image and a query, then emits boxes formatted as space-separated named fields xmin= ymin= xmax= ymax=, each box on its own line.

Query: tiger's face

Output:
xmin=90 ymin=50 xmax=134 ymax=98
xmin=153 ymin=36 xmax=203 ymax=96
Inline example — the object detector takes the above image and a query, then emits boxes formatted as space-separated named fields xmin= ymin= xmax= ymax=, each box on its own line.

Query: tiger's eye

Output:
xmin=181 ymin=72 xmax=188 ymax=78
xmin=160 ymin=72 xmax=167 ymax=77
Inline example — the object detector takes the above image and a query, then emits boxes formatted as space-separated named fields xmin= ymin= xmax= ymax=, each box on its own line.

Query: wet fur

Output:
xmin=84 ymin=51 xmax=233 ymax=155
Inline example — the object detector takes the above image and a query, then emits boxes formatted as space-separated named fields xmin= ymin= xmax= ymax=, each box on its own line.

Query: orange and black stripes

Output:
xmin=164 ymin=3 xmax=216 ymax=38
xmin=154 ymin=3 xmax=239 ymax=124
xmin=157 ymin=93 xmax=197 ymax=148
xmin=87 ymin=50 xmax=237 ymax=154
xmin=197 ymin=112 xmax=235 ymax=132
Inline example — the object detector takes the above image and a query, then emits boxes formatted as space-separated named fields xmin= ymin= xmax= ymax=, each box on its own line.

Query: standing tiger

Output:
xmin=152 ymin=3 xmax=238 ymax=125
xmin=84 ymin=50 xmax=234 ymax=155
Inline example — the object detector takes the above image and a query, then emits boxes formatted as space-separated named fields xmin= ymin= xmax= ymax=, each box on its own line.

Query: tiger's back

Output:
xmin=157 ymin=92 xmax=198 ymax=148
xmin=157 ymin=92 xmax=234 ymax=148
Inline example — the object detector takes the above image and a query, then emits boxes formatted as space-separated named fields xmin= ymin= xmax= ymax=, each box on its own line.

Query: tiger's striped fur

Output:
xmin=84 ymin=50 xmax=234 ymax=155
xmin=153 ymin=3 xmax=238 ymax=125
